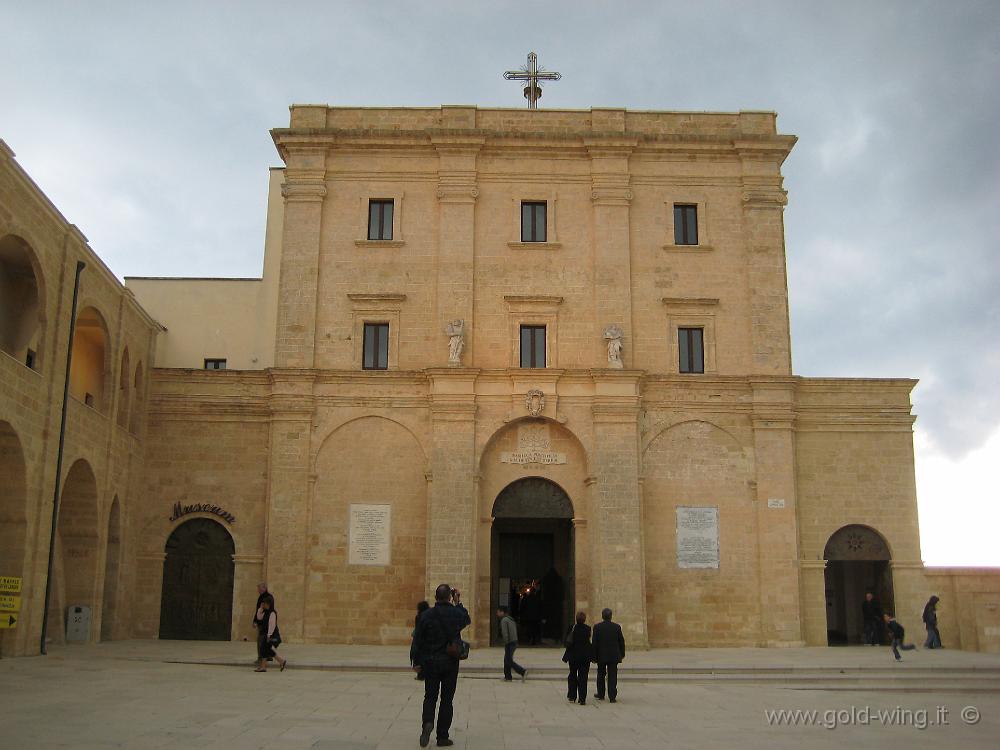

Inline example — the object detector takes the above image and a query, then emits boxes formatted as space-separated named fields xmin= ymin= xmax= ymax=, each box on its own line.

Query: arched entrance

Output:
xmin=824 ymin=524 xmax=894 ymax=645
xmin=0 ymin=422 xmax=27 ymax=656
xmin=0 ymin=234 xmax=43 ymax=369
xmin=51 ymin=459 xmax=100 ymax=643
xmin=158 ymin=518 xmax=235 ymax=641
xmin=491 ymin=477 xmax=574 ymax=646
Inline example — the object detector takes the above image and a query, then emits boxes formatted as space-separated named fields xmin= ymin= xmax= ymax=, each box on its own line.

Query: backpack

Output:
xmin=432 ymin=607 xmax=470 ymax=661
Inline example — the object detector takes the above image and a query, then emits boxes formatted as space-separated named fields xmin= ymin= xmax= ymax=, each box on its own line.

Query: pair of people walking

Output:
xmin=563 ymin=608 xmax=626 ymax=704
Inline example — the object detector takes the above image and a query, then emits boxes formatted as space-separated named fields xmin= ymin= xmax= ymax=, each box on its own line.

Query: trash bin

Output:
xmin=66 ymin=605 xmax=91 ymax=642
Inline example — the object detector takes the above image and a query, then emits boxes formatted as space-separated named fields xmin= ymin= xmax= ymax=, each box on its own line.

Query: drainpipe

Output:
xmin=40 ymin=260 xmax=85 ymax=655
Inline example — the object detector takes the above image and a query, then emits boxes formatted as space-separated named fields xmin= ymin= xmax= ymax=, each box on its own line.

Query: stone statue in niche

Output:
xmin=603 ymin=324 xmax=624 ymax=368
xmin=445 ymin=319 xmax=465 ymax=366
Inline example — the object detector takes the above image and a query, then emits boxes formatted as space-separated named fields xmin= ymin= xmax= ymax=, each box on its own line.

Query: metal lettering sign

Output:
xmin=0 ymin=595 xmax=21 ymax=612
xmin=0 ymin=576 xmax=22 ymax=593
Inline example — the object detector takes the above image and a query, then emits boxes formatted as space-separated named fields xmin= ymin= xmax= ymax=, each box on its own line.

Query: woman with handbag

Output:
xmin=563 ymin=611 xmax=592 ymax=705
xmin=254 ymin=595 xmax=287 ymax=672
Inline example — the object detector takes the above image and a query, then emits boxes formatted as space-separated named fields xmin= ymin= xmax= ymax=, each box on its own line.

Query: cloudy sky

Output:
xmin=3 ymin=1 xmax=998 ymax=564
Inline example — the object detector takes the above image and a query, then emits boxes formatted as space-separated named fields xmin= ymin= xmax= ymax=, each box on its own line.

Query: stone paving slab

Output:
xmin=2 ymin=642 xmax=999 ymax=749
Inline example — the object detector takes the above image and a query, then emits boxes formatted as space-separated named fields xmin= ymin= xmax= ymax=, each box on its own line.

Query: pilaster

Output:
xmin=751 ymin=378 xmax=804 ymax=645
xmin=274 ymin=147 xmax=326 ymax=368
xmin=263 ymin=370 xmax=315 ymax=640
xmin=798 ymin=558 xmax=828 ymax=645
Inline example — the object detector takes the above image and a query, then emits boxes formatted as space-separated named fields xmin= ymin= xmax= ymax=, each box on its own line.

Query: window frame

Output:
xmin=367 ymin=199 xmax=394 ymax=241
xmin=673 ymin=204 xmax=698 ymax=246
xmin=677 ymin=327 xmax=705 ymax=374
xmin=362 ymin=322 xmax=390 ymax=371
xmin=520 ymin=201 xmax=547 ymax=243
xmin=519 ymin=325 xmax=547 ymax=368
xmin=204 ymin=358 xmax=227 ymax=370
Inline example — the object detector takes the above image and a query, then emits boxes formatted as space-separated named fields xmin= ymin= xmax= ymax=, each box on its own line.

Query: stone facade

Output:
xmin=3 ymin=106 xmax=998 ymax=656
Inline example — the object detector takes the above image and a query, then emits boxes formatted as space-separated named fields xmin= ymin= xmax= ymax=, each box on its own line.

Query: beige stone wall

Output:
xmin=924 ymin=569 xmax=1000 ymax=653
xmin=0 ymin=139 xmax=159 ymax=656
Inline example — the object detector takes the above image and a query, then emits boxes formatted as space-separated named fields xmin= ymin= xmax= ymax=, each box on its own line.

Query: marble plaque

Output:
xmin=500 ymin=422 xmax=566 ymax=465
xmin=349 ymin=504 xmax=391 ymax=566
xmin=676 ymin=506 xmax=719 ymax=569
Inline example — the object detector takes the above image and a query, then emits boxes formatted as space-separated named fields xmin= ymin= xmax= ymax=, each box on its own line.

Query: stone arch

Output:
xmin=642 ymin=419 xmax=757 ymax=646
xmin=314 ymin=413 xmax=428 ymax=467
xmin=305 ymin=415 xmax=428 ymax=644
xmin=823 ymin=524 xmax=895 ymax=645
xmin=0 ymin=421 xmax=28 ymax=655
xmin=100 ymin=497 xmax=122 ymax=641
xmin=642 ymin=417 xmax=746 ymax=460
xmin=492 ymin=476 xmax=574 ymax=519
xmin=129 ymin=361 xmax=143 ymax=434
xmin=116 ymin=348 xmax=130 ymax=428
xmin=158 ymin=518 xmax=235 ymax=640
xmin=69 ymin=306 xmax=110 ymax=412
xmin=0 ymin=234 xmax=44 ymax=369
xmin=478 ymin=416 xmax=591 ymax=477
xmin=51 ymin=458 xmax=100 ymax=643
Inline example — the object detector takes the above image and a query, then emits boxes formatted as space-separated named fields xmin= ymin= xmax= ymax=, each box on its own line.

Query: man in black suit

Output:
xmin=591 ymin=607 xmax=626 ymax=702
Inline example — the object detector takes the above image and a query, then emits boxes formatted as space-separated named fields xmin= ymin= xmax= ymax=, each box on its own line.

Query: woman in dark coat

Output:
xmin=564 ymin=611 xmax=592 ymax=705
xmin=922 ymin=595 xmax=942 ymax=649
xmin=255 ymin=596 xmax=286 ymax=672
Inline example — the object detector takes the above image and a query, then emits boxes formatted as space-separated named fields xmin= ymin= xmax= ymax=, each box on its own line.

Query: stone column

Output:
xmin=432 ymin=132 xmax=481 ymax=366
xmin=274 ymin=146 xmax=326 ymax=368
xmin=738 ymin=142 xmax=793 ymax=376
xmin=751 ymin=379 xmax=805 ymax=645
xmin=889 ymin=560 xmax=929 ymax=637
xmin=586 ymin=131 xmax=635 ymax=368
xmin=262 ymin=371 xmax=315 ymax=640
xmin=425 ymin=370 xmax=479 ymax=638
xmin=590 ymin=371 xmax=648 ymax=648
xmin=798 ymin=559 xmax=828 ymax=646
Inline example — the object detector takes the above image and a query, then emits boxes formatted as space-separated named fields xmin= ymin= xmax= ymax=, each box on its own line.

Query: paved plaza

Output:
xmin=2 ymin=641 xmax=999 ymax=749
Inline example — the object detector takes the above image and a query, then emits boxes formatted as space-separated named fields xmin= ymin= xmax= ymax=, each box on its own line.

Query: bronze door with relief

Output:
xmin=159 ymin=518 xmax=235 ymax=640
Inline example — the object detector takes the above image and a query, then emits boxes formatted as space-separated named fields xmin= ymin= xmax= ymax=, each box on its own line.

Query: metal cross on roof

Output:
xmin=503 ymin=52 xmax=562 ymax=109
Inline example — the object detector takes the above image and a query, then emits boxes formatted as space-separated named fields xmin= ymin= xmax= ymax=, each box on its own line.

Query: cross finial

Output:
xmin=503 ymin=52 xmax=562 ymax=109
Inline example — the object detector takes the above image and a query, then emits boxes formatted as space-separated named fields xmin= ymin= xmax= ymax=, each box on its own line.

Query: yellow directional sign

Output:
xmin=0 ymin=576 xmax=21 ymax=593
xmin=0 ymin=595 xmax=21 ymax=612
xmin=0 ymin=613 xmax=17 ymax=629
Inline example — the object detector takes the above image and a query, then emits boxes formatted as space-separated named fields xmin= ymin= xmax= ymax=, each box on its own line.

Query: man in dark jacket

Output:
xmin=861 ymin=592 xmax=882 ymax=646
xmin=591 ymin=608 xmax=626 ymax=702
xmin=883 ymin=613 xmax=917 ymax=661
xmin=411 ymin=583 xmax=471 ymax=748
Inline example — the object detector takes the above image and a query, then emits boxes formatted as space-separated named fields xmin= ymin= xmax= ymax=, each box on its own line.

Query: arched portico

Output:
xmin=823 ymin=524 xmax=894 ymax=645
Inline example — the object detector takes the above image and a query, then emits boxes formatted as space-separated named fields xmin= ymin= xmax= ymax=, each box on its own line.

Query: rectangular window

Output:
xmin=674 ymin=204 xmax=698 ymax=245
xmin=363 ymin=322 xmax=389 ymax=370
xmin=367 ymin=199 xmax=394 ymax=241
xmin=678 ymin=327 xmax=704 ymax=373
xmin=25 ymin=348 xmax=36 ymax=369
xmin=519 ymin=325 xmax=546 ymax=368
xmin=204 ymin=359 xmax=227 ymax=370
xmin=521 ymin=201 xmax=547 ymax=242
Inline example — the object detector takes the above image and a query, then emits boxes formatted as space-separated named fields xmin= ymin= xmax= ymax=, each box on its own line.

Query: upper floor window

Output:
xmin=363 ymin=322 xmax=389 ymax=370
xmin=368 ymin=200 xmax=394 ymax=241
xmin=519 ymin=325 xmax=546 ymax=368
xmin=521 ymin=201 xmax=547 ymax=243
xmin=678 ymin=327 xmax=704 ymax=374
xmin=674 ymin=204 xmax=698 ymax=245
xmin=204 ymin=359 xmax=227 ymax=370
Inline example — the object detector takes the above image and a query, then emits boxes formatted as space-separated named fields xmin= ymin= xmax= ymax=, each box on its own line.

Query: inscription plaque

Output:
xmin=349 ymin=504 xmax=391 ymax=566
xmin=676 ymin=506 xmax=719 ymax=569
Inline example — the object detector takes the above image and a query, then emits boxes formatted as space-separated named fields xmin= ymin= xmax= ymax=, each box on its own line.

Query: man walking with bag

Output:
xmin=497 ymin=606 xmax=527 ymax=681
xmin=592 ymin=607 xmax=626 ymax=703
xmin=412 ymin=584 xmax=471 ymax=747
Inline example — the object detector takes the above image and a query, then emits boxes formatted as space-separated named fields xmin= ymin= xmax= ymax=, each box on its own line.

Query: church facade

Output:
xmin=2 ymin=105 xmax=999 ymax=656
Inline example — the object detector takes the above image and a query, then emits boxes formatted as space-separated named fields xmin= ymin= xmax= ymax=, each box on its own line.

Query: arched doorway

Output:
xmin=491 ymin=477 xmax=574 ymax=646
xmin=158 ymin=518 xmax=235 ymax=641
xmin=100 ymin=498 xmax=121 ymax=641
xmin=51 ymin=459 xmax=100 ymax=643
xmin=824 ymin=524 xmax=894 ymax=645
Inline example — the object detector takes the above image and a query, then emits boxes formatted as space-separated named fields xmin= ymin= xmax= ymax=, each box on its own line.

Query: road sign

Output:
xmin=0 ymin=576 xmax=21 ymax=593
xmin=0 ymin=595 xmax=21 ymax=612
xmin=0 ymin=613 xmax=16 ymax=629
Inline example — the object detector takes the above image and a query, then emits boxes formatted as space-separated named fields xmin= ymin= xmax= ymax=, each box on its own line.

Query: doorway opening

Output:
xmin=824 ymin=524 xmax=894 ymax=645
xmin=490 ymin=477 xmax=573 ymax=646
xmin=159 ymin=518 xmax=235 ymax=640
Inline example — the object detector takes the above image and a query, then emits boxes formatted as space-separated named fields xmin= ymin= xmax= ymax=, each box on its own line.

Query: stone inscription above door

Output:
xmin=500 ymin=422 xmax=567 ymax=466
